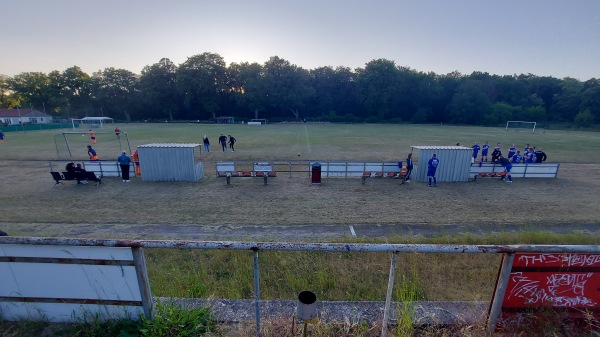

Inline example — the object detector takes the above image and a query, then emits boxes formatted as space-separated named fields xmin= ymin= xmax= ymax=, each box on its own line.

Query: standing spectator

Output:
xmin=427 ymin=153 xmax=440 ymax=187
xmin=89 ymin=129 xmax=96 ymax=144
xmin=228 ymin=135 xmax=236 ymax=151
xmin=491 ymin=146 xmax=502 ymax=163
xmin=481 ymin=141 xmax=490 ymax=162
xmin=218 ymin=134 xmax=227 ymax=151
xmin=524 ymin=144 xmax=531 ymax=154
xmin=114 ymin=127 xmax=121 ymax=139
xmin=118 ymin=151 xmax=132 ymax=182
xmin=472 ymin=143 xmax=480 ymax=162
xmin=507 ymin=144 xmax=517 ymax=159
xmin=511 ymin=151 xmax=523 ymax=163
xmin=87 ymin=145 xmax=99 ymax=161
xmin=405 ymin=153 xmax=414 ymax=182
xmin=534 ymin=148 xmax=547 ymax=163
xmin=203 ymin=134 xmax=210 ymax=153
xmin=0 ymin=130 xmax=5 ymax=144
xmin=498 ymin=155 xmax=513 ymax=183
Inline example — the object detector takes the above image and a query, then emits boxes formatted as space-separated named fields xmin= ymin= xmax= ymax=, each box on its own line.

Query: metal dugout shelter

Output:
xmin=137 ymin=143 xmax=204 ymax=182
xmin=411 ymin=146 xmax=473 ymax=183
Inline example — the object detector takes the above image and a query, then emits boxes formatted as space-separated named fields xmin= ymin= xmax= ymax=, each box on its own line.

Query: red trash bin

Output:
xmin=311 ymin=162 xmax=321 ymax=184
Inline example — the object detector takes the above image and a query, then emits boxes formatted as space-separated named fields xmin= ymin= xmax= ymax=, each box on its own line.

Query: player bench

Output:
xmin=51 ymin=171 xmax=102 ymax=186
xmin=361 ymin=171 xmax=407 ymax=185
xmin=469 ymin=162 xmax=560 ymax=182
xmin=216 ymin=161 xmax=277 ymax=185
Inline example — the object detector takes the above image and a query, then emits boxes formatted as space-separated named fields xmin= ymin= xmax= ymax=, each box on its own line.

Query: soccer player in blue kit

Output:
xmin=481 ymin=141 xmax=490 ymax=162
xmin=427 ymin=153 xmax=440 ymax=187
xmin=498 ymin=155 xmax=513 ymax=183
xmin=472 ymin=143 xmax=480 ymax=162
xmin=508 ymin=144 xmax=517 ymax=159
xmin=511 ymin=151 xmax=523 ymax=163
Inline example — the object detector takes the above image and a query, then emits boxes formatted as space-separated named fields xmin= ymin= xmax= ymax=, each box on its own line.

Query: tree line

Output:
xmin=1 ymin=52 xmax=599 ymax=127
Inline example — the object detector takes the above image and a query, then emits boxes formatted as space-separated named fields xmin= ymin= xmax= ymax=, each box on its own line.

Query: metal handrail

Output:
xmin=2 ymin=237 xmax=598 ymax=337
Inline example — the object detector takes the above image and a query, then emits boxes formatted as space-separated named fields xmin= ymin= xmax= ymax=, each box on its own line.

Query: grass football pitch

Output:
xmin=1 ymin=123 xmax=600 ymax=303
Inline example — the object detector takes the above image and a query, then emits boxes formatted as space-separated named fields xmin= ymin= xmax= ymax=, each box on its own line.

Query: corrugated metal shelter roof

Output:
xmin=138 ymin=143 xmax=200 ymax=148
xmin=137 ymin=143 xmax=203 ymax=182
xmin=412 ymin=146 xmax=471 ymax=150
xmin=411 ymin=146 xmax=472 ymax=183
xmin=79 ymin=117 xmax=113 ymax=121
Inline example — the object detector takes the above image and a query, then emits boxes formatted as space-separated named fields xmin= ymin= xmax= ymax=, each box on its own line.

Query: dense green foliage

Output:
xmin=1 ymin=53 xmax=599 ymax=126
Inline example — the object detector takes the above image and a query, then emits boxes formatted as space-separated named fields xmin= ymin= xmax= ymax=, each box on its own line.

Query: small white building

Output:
xmin=0 ymin=109 xmax=52 ymax=125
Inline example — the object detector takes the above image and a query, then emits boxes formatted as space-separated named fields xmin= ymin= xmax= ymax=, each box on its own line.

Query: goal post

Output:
xmin=250 ymin=119 xmax=267 ymax=125
xmin=54 ymin=131 xmax=132 ymax=159
xmin=505 ymin=121 xmax=536 ymax=132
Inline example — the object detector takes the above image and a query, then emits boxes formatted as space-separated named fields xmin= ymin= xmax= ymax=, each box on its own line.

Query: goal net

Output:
xmin=71 ymin=117 xmax=114 ymax=129
xmin=505 ymin=121 xmax=536 ymax=132
xmin=249 ymin=119 xmax=267 ymax=125
xmin=54 ymin=131 xmax=132 ymax=160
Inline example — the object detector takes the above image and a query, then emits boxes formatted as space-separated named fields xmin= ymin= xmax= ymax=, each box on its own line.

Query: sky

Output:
xmin=2 ymin=0 xmax=599 ymax=81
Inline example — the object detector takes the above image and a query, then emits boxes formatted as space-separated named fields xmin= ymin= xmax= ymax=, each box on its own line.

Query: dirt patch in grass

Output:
xmin=1 ymin=160 xmax=599 ymax=238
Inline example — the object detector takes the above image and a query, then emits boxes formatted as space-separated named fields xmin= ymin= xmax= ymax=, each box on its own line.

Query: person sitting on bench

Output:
xmin=73 ymin=163 xmax=87 ymax=184
xmin=65 ymin=162 xmax=75 ymax=173
xmin=65 ymin=162 xmax=82 ymax=184
xmin=76 ymin=163 xmax=100 ymax=185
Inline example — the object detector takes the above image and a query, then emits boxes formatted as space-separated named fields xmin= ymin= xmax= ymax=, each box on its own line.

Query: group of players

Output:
xmin=471 ymin=142 xmax=548 ymax=183
xmin=472 ymin=141 xmax=547 ymax=165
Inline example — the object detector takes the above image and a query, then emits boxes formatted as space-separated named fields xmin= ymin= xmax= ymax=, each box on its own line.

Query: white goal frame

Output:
xmin=249 ymin=119 xmax=267 ymax=125
xmin=505 ymin=121 xmax=536 ymax=132
xmin=71 ymin=117 xmax=114 ymax=129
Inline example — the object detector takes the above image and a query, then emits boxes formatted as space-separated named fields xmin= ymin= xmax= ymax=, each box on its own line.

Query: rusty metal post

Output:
xmin=486 ymin=253 xmax=515 ymax=336
xmin=2 ymin=237 xmax=600 ymax=254
xmin=382 ymin=251 xmax=397 ymax=337
xmin=253 ymin=248 xmax=261 ymax=337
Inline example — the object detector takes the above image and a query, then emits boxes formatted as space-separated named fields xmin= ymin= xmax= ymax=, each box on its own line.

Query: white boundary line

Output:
xmin=349 ymin=225 xmax=356 ymax=236
xmin=303 ymin=124 xmax=311 ymax=153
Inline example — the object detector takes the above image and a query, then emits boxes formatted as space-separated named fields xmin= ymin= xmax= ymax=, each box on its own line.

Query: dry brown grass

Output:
xmin=1 ymin=124 xmax=599 ymax=335
xmin=1 ymin=160 xmax=599 ymax=238
xmin=2 ymin=123 xmax=600 ymax=236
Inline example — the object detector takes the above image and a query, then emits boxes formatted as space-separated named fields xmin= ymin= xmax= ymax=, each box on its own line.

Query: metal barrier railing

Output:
xmin=1 ymin=237 xmax=598 ymax=337
xmin=215 ymin=160 xmax=402 ymax=178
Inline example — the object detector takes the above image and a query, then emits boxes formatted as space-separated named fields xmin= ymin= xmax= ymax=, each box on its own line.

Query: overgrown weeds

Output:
xmin=145 ymin=232 xmax=600 ymax=302
xmin=0 ymin=301 xmax=216 ymax=337
xmin=395 ymin=254 xmax=425 ymax=336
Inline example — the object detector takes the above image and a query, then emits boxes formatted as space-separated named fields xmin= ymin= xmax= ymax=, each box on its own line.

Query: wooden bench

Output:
xmin=361 ymin=171 xmax=407 ymax=185
xmin=51 ymin=171 xmax=102 ymax=186
xmin=469 ymin=162 xmax=560 ymax=182
xmin=472 ymin=171 xmax=506 ymax=182
xmin=216 ymin=162 xmax=277 ymax=185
